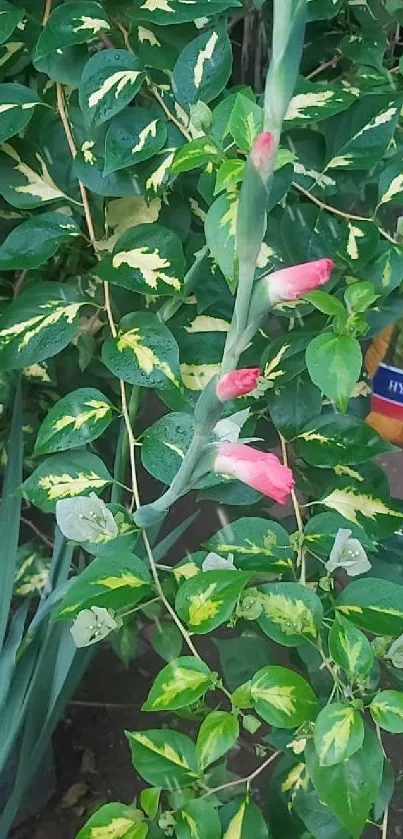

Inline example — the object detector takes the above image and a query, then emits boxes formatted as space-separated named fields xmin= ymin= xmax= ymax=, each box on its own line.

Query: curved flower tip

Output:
xmin=216 ymin=368 xmax=261 ymax=402
xmin=268 ymin=258 xmax=334 ymax=305
xmin=214 ymin=442 xmax=294 ymax=504
xmin=250 ymin=131 xmax=276 ymax=176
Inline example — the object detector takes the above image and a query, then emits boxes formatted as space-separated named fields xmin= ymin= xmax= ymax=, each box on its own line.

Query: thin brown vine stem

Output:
xmin=381 ymin=806 xmax=389 ymax=839
xmin=280 ymin=435 xmax=306 ymax=583
xmin=200 ymin=750 xmax=280 ymax=800
xmin=306 ymin=56 xmax=339 ymax=80
xmin=148 ymin=81 xmax=192 ymax=141
xmin=42 ymin=0 xmax=52 ymax=25
xmin=21 ymin=516 xmax=54 ymax=549
xmin=292 ymin=181 xmax=398 ymax=245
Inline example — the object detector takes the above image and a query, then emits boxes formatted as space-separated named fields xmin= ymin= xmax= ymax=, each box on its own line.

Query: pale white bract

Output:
xmin=387 ymin=633 xmax=403 ymax=669
xmin=55 ymin=492 xmax=118 ymax=542
xmin=325 ymin=528 xmax=371 ymax=577
xmin=202 ymin=552 xmax=236 ymax=572
xmin=70 ymin=606 xmax=119 ymax=648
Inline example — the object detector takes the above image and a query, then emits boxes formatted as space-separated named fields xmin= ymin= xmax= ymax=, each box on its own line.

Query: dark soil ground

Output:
xmin=9 ymin=453 xmax=403 ymax=839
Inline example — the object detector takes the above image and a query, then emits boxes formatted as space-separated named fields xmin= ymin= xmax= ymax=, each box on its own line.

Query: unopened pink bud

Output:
xmin=250 ymin=131 xmax=276 ymax=177
xmin=268 ymin=259 xmax=334 ymax=305
xmin=214 ymin=443 xmax=294 ymax=504
xmin=216 ymin=368 xmax=261 ymax=402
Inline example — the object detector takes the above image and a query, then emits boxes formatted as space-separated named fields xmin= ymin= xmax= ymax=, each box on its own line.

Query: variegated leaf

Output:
xmin=22 ymin=451 xmax=112 ymax=512
xmin=127 ymin=729 xmax=198 ymax=790
xmin=196 ymin=710 xmax=239 ymax=770
xmin=222 ymin=799 xmax=269 ymax=839
xmin=370 ymin=690 xmax=403 ymax=734
xmin=97 ymin=223 xmax=184 ymax=296
xmin=175 ymin=570 xmax=251 ymax=634
xmin=129 ymin=0 xmax=241 ymax=25
xmin=336 ymin=578 xmax=403 ymax=636
xmin=14 ymin=541 xmax=50 ymax=596
xmin=285 ymin=79 xmax=355 ymax=124
xmin=143 ymin=656 xmax=214 ymax=711
xmin=56 ymin=553 xmax=151 ymax=618
xmin=313 ymin=703 xmax=364 ymax=766
xmin=250 ymin=665 xmax=317 ymax=728
xmin=205 ymin=192 xmax=238 ymax=288
xmin=34 ymin=2 xmax=110 ymax=72
xmin=256 ymin=582 xmax=323 ymax=646
xmin=0 ymin=282 xmax=84 ymax=370
xmin=0 ymin=83 xmax=43 ymax=145
xmin=79 ymin=49 xmax=145 ymax=127
xmin=206 ymin=517 xmax=294 ymax=573
xmin=377 ymin=160 xmax=403 ymax=207
xmin=0 ymin=211 xmax=80 ymax=270
xmin=74 ymin=139 xmax=143 ymax=198
xmin=294 ymin=414 xmax=393 ymax=467
xmin=0 ymin=0 xmax=24 ymax=46
xmin=0 ymin=141 xmax=69 ymax=208
xmin=320 ymin=485 xmax=403 ymax=539
xmin=104 ymin=107 xmax=167 ymax=174
xmin=324 ymin=94 xmax=402 ymax=171
xmin=328 ymin=613 xmax=374 ymax=678
xmin=141 ymin=411 xmax=194 ymax=485
xmin=176 ymin=799 xmax=222 ymax=839
xmin=171 ymin=136 xmax=224 ymax=174
xmin=76 ymin=802 xmax=148 ymax=839
xmin=34 ymin=388 xmax=115 ymax=455
xmin=102 ymin=312 xmax=181 ymax=390
xmin=172 ymin=23 xmax=232 ymax=108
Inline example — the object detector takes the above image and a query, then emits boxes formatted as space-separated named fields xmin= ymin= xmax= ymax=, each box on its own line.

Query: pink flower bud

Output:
xmin=214 ymin=443 xmax=294 ymax=504
xmin=216 ymin=368 xmax=261 ymax=402
xmin=250 ymin=131 xmax=276 ymax=178
xmin=268 ymin=259 xmax=334 ymax=305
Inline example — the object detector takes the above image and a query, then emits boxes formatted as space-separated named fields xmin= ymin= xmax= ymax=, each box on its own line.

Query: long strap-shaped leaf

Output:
xmin=0 ymin=381 xmax=23 ymax=653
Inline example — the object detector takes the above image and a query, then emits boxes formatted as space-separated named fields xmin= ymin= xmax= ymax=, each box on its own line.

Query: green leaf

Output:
xmin=223 ymin=799 xmax=268 ymax=839
xmin=0 ymin=282 xmax=84 ymax=370
xmin=213 ymin=633 xmax=273 ymax=692
xmin=305 ymin=726 xmax=384 ymax=839
xmin=75 ymin=802 xmax=147 ymax=839
xmin=329 ymin=614 xmax=374 ymax=679
xmin=0 ymin=140 xmax=69 ymax=208
xmin=307 ymin=0 xmax=344 ymax=19
xmin=205 ymin=517 xmax=294 ymax=574
xmin=370 ymin=690 xmax=403 ymax=734
xmin=127 ymin=729 xmax=198 ymax=790
xmin=34 ymin=388 xmax=114 ymax=455
xmin=74 ymin=141 xmax=142 ymax=197
xmin=215 ymin=158 xmax=245 ymax=194
xmin=306 ymin=333 xmax=362 ymax=411
xmin=104 ymin=107 xmax=166 ymax=174
xmin=250 ymin=665 xmax=317 ymax=728
xmin=56 ymin=553 xmax=151 ymax=619
xmin=176 ymin=799 xmax=222 ymax=839
xmin=97 ymin=223 xmax=185 ymax=296
xmin=79 ymin=49 xmax=145 ymax=127
xmin=0 ymin=1 xmax=23 ymax=46
xmin=268 ymin=374 xmax=322 ymax=440
xmin=303 ymin=291 xmax=345 ymax=317
xmin=320 ymin=485 xmax=403 ymax=540
xmin=257 ymin=582 xmax=323 ymax=646
xmin=0 ymin=211 xmax=80 ymax=270
xmin=171 ymin=136 xmax=224 ymax=174
xmin=205 ymin=192 xmax=237 ymax=288
xmin=175 ymin=570 xmax=251 ymax=634
xmin=336 ymin=578 xmax=403 ymax=635
xmin=172 ymin=24 xmax=232 ymax=108
xmin=75 ymin=503 xmax=139 ymax=558
xmin=22 ymin=450 xmax=112 ymax=512
xmin=228 ymin=93 xmax=263 ymax=150
xmin=0 ymin=83 xmax=42 ymax=145
xmin=131 ymin=0 xmax=240 ymax=24
xmin=344 ymin=280 xmax=378 ymax=311
xmin=14 ymin=541 xmax=50 ymax=596
xmin=34 ymin=3 xmax=110 ymax=73
xmin=140 ymin=787 xmax=161 ymax=820
xmin=305 ymin=512 xmax=374 ymax=559
xmin=294 ymin=414 xmax=393 ymax=467
xmin=141 ymin=412 xmax=194 ymax=485
xmin=196 ymin=710 xmax=239 ymax=769
xmin=324 ymin=95 xmax=402 ymax=171
xmin=150 ymin=623 xmax=183 ymax=661
xmin=102 ymin=312 xmax=180 ymax=389
xmin=285 ymin=78 xmax=355 ymax=124
xmin=313 ymin=703 xmax=364 ymax=767
xmin=378 ymin=160 xmax=403 ymax=207
xmin=143 ymin=656 xmax=214 ymax=711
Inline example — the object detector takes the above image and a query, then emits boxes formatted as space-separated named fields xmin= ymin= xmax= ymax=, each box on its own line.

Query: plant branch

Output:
xmin=280 ymin=435 xmax=306 ymax=583
xmin=381 ymin=806 xmax=389 ymax=839
xmin=200 ymin=750 xmax=280 ymax=799
xmin=42 ymin=0 xmax=52 ymax=25
xmin=306 ymin=56 xmax=339 ymax=80
xmin=21 ymin=516 xmax=54 ymax=549
xmin=148 ymin=80 xmax=192 ymax=141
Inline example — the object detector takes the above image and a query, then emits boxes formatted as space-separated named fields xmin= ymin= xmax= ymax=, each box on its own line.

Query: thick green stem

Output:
xmin=112 ymin=386 xmax=140 ymax=504
xmin=158 ymin=245 xmax=209 ymax=324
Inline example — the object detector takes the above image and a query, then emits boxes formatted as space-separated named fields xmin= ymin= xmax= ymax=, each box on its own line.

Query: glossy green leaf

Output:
xmin=140 ymin=787 xmax=160 ymax=820
xmin=205 ymin=192 xmax=237 ymax=288
xmin=34 ymin=388 xmax=114 ymax=455
xmin=313 ymin=703 xmax=364 ymax=766
xmin=256 ymin=582 xmax=323 ymax=646
xmin=320 ymin=484 xmax=403 ymax=540
xmin=34 ymin=3 xmax=110 ymax=72
xmin=0 ymin=140 xmax=69 ymax=208
xmin=324 ymin=94 xmax=402 ymax=171
xmin=370 ymin=690 xmax=403 ymax=733
xmin=223 ymin=799 xmax=268 ymax=839
xmin=104 ymin=107 xmax=166 ymax=174
xmin=0 ymin=283 xmax=84 ymax=370
xmin=0 ymin=212 xmax=80 ymax=270
xmin=22 ymin=451 xmax=112 ymax=512
xmin=172 ymin=24 xmax=232 ymax=108
xmin=0 ymin=83 xmax=42 ymax=145
xmin=141 ymin=412 xmax=194 ymax=485
xmin=0 ymin=1 xmax=23 ymax=46
xmin=150 ymin=623 xmax=183 ymax=662
xmin=129 ymin=0 xmax=240 ymax=24
xmin=228 ymin=93 xmax=263 ymax=150
xmin=13 ymin=541 xmax=50 ymax=597
xmin=329 ymin=614 xmax=374 ymax=679
xmin=176 ymin=799 xmax=222 ymax=839
xmin=268 ymin=374 xmax=322 ymax=440
xmin=306 ymin=333 xmax=362 ymax=412
xmin=56 ymin=553 xmax=151 ymax=619
xmin=196 ymin=710 xmax=239 ymax=769
xmin=102 ymin=312 xmax=181 ymax=389
xmin=304 ymin=512 xmax=374 ymax=558
xmin=175 ymin=570 xmax=251 ymax=634
xmin=336 ymin=578 xmax=403 ymax=635
xmin=171 ymin=136 xmax=224 ymax=174
xmin=305 ymin=726 xmax=384 ymax=839
xmin=294 ymin=414 xmax=393 ymax=467
xmin=205 ymin=517 xmax=294 ymax=574
xmin=127 ymin=729 xmax=198 ymax=790
xmin=251 ymin=665 xmax=317 ymax=728
xmin=285 ymin=78 xmax=355 ymax=125
xmin=79 ymin=49 xmax=146 ymax=127
xmin=97 ymin=223 xmax=185 ymax=296
xmin=143 ymin=656 xmax=214 ymax=711
xmin=76 ymin=802 xmax=147 ymax=839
